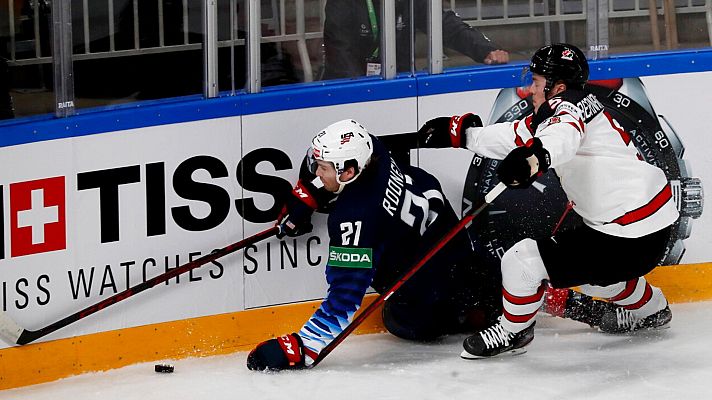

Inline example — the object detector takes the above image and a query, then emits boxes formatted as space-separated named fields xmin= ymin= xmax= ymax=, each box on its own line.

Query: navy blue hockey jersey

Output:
xmin=298 ymin=135 xmax=473 ymax=364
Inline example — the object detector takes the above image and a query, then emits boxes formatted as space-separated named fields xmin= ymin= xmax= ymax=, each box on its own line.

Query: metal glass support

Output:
xmin=230 ymin=0 xmax=238 ymax=94
xmin=586 ymin=0 xmax=609 ymax=59
xmin=247 ymin=0 xmax=262 ymax=92
xmin=52 ymin=0 xmax=75 ymax=118
xmin=204 ymin=0 xmax=218 ymax=98
xmin=381 ymin=0 xmax=397 ymax=79
xmin=296 ymin=0 xmax=313 ymax=82
xmin=428 ymin=0 xmax=443 ymax=74
xmin=409 ymin=0 xmax=415 ymax=75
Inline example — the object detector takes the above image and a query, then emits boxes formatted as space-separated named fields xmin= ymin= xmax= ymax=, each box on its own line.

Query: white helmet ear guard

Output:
xmin=308 ymin=119 xmax=374 ymax=189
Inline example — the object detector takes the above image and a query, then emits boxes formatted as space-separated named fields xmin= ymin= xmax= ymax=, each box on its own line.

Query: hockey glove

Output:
xmin=246 ymin=333 xmax=308 ymax=371
xmin=276 ymin=179 xmax=317 ymax=239
xmin=417 ymin=113 xmax=483 ymax=148
xmin=542 ymin=285 xmax=617 ymax=328
xmin=496 ymin=137 xmax=551 ymax=189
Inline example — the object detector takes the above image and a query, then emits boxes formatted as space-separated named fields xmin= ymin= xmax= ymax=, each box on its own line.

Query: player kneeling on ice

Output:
xmin=418 ymin=43 xmax=676 ymax=359
xmin=247 ymin=118 xmax=616 ymax=371
xmin=247 ymin=119 xmax=502 ymax=370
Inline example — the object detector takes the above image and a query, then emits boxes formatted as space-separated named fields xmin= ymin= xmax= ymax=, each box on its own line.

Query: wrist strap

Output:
xmin=277 ymin=334 xmax=304 ymax=366
xmin=293 ymin=180 xmax=319 ymax=209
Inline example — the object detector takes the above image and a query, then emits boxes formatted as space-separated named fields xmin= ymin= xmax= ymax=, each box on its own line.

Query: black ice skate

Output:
xmin=563 ymin=291 xmax=618 ymax=328
xmin=461 ymin=321 xmax=535 ymax=359
xmin=599 ymin=305 xmax=672 ymax=333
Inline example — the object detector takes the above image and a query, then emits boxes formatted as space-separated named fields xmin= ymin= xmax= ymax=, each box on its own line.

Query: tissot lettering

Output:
xmin=1 ymin=148 xmax=299 ymax=263
xmin=243 ymin=235 xmax=323 ymax=274
xmin=1 ymin=274 xmax=51 ymax=311
xmin=235 ymin=148 xmax=293 ymax=223
xmin=66 ymin=250 xmax=224 ymax=301
xmin=77 ymin=166 xmax=141 ymax=243
xmin=146 ymin=162 xmax=166 ymax=237
xmin=171 ymin=155 xmax=231 ymax=232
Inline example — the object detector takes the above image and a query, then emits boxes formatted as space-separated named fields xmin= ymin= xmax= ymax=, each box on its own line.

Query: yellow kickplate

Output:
xmin=645 ymin=263 xmax=712 ymax=303
xmin=0 ymin=294 xmax=385 ymax=390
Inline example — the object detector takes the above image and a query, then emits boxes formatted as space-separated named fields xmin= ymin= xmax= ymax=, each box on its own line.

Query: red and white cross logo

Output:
xmin=10 ymin=177 xmax=67 ymax=257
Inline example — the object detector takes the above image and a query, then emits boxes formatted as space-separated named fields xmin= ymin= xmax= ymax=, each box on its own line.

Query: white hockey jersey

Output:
xmin=464 ymin=90 xmax=679 ymax=238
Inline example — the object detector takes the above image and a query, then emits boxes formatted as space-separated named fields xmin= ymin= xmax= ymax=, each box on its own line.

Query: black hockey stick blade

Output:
xmin=0 ymin=226 xmax=279 ymax=346
xmin=309 ymin=182 xmax=507 ymax=368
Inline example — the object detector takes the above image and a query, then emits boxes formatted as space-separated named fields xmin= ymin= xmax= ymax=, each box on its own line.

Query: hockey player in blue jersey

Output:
xmin=246 ymin=119 xmax=615 ymax=371
xmin=246 ymin=119 xmax=501 ymax=370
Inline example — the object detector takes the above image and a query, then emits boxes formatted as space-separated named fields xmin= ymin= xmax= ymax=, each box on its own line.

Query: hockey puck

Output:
xmin=154 ymin=363 xmax=175 ymax=373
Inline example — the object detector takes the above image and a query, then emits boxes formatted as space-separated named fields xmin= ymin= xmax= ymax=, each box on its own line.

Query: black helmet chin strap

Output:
xmin=543 ymin=77 xmax=555 ymax=96
xmin=544 ymin=74 xmax=565 ymax=98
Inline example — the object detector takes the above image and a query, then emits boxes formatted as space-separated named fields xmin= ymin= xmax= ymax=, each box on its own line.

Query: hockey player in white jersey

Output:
xmin=418 ymin=43 xmax=677 ymax=358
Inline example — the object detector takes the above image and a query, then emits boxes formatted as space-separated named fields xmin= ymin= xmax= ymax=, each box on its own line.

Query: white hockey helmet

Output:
xmin=308 ymin=119 xmax=373 ymax=190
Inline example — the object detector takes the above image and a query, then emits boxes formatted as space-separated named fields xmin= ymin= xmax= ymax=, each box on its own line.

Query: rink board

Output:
xmin=0 ymin=50 xmax=711 ymax=389
xmin=0 ymin=264 xmax=711 ymax=390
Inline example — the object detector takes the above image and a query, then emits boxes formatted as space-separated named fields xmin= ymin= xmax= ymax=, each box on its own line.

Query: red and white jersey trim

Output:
xmin=464 ymin=95 xmax=679 ymax=238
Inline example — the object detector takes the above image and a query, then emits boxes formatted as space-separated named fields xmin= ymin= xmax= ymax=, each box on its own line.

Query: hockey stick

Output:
xmin=310 ymin=182 xmax=507 ymax=368
xmin=0 ymin=226 xmax=279 ymax=346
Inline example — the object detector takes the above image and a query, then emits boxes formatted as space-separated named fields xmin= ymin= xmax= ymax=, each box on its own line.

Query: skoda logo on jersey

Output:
xmin=8 ymin=177 xmax=67 ymax=258
xmin=329 ymin=251 xmax=371 ymax=263
xmin=328 ymin=246 xmax=373 ymax=268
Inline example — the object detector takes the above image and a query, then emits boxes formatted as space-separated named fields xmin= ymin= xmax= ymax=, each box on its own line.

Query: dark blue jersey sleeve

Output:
xmin=298 ymin=264 xmax=373 ymax=362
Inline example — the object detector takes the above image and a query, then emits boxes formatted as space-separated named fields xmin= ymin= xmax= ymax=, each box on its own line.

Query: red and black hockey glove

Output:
xmin=542 ymin=285 xmax=617 ymax=328
xmin=416 ymin=113 xmax=483 ymax=148
xmin=246 ymin=333 xmax=309 ymax=371
xmin=496 ymin=137 xmax=551 ymax=189
xmin=276 ymin=179 xmax=317 ymax=239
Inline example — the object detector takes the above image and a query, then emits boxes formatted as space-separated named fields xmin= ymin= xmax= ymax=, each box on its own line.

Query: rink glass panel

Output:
xmin=0 ymin=0 xmax=710 ymax=121
xmin=70 ymin=0 xmax=204 ymax=108
xmin=0 ymin=0 xmax=54 ymax=118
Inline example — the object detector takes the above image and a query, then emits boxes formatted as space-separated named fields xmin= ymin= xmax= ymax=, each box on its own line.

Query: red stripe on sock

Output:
xmin=609 ymin=279 xmax=638 ymax=302
xmin=503 ymin=284 xmax=546 ymax=305
xmin=503 ymin=308 xmax=538 ymax=324
xmin=623 ymin=283 xmax=653 ymax=310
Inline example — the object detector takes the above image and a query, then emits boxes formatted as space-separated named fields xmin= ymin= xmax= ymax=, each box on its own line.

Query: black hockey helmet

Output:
xmin=529 ymin=43 xmax=589 ymax=93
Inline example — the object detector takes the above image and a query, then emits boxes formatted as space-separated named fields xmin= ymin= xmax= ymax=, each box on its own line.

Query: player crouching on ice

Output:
xmin=247 ymin=118 xmax=619 ymax=371
xmin=417 ymin=43 xmax=676 ymax=359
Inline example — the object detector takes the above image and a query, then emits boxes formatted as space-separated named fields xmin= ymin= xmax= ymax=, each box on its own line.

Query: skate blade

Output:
xmin=460 ymin=348 xmax=527 ymax=359
xmin=599 ymin=324 xmax=671 ymax=335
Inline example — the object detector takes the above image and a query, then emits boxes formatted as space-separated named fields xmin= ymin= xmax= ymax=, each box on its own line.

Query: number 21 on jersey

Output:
xmin=340 ymin=221 xmax=363 ymax=245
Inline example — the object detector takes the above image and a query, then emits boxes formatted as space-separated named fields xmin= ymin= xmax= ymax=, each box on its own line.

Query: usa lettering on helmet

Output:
xmin=309 ymin=119 xmax=374 ymax=191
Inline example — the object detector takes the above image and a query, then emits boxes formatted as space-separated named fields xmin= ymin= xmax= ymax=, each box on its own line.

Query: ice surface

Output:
xmin=3 ymin=301 xmax=711 ymax=400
